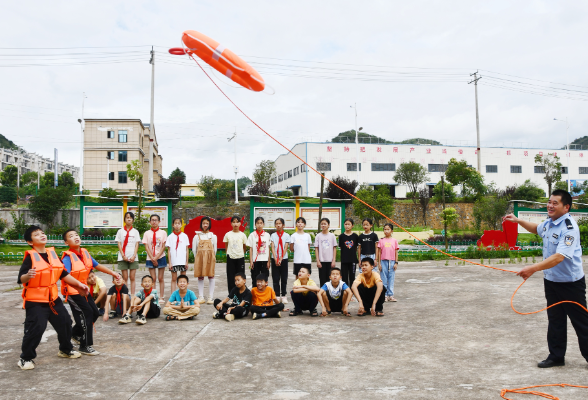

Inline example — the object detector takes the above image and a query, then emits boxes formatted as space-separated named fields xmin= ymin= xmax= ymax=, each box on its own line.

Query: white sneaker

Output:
xmin=58 ymin=350 xmax=81 ymax=359
xmin=17 ymin=358 xmax=35 ymax=370
xmin=206 ymin=297 xmax=214 ymax=304
xmin=282 ymin=296 xmax=288 ymax=304
xmin=118 ymin=314 xmax=132 ymax=324
xmin=136 ymin=315 xmax=147 ymax=325
xmin=225 ymin=314 xmax=235 ymax=322
xmin=197 ymin=297 xmax=206 ymax=304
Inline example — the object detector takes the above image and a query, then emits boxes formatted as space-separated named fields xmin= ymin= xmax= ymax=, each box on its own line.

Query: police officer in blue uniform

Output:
xmin=505 ymin=189 xmax=588 ymax=368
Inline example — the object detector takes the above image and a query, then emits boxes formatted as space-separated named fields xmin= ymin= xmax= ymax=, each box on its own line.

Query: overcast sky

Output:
xmin=1 ymin=1 xmax=587 ymax=183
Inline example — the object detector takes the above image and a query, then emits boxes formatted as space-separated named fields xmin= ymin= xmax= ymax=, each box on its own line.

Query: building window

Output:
xmin=293 ymin=167 xmax=299 ymax=176
xmin=108 ymin=172 xmax=114 ymax=180
xmin=316 ymin=162 xmax=331 ymax=171
xmin=47 ymin=163 xmax=52 ymax=169
xmin=278 ymin=174 xmax=283 ymax=182
xmin=486 ymin=165 xmax=498 ymax=173
xmin=372 ymin=163 xmax=395 ymax=172
xmin=118 ymin=130 xmax=128 ymax=143
xmin=288 ymin=170 xmax=292 ymax=178
xmin=561 ymin=167 xmax=568 ymax=174
xmin=118 ymin=171 xmax=127 ymax=184
xmin=511 ymin=165 xmax=522 ymax=173
xmin=428 ymin=164 xmax=448 ymax=173
xmin=118 ymin=151 xmax=127 ymax=162
xmin=106 ymin=151 xmax=114 ymax=160
xmin=534 ymin=166 xmax=545 ymax=173
xmin=580 ymin=167 xmax=588 ymax=175
xmin=5 ymin=155 xmax=9 ymax=162
xmin=301 ymin=164 xmax=306 ymax=172
xmin=107 ymin=131 xmax=115 ymax=139
xmin=347 ymin=163 xmax=361 ymax=171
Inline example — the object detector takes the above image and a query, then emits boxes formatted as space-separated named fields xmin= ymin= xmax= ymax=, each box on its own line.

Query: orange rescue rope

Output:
xmin=187 ymin=53 xmax=588 ymax=399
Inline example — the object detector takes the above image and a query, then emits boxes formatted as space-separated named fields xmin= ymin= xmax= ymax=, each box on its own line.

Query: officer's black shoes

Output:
xmin=538 ymin=358 xmax=565 ymax=368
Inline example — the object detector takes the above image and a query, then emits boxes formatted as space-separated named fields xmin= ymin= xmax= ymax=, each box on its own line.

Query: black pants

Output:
xmin=250 ymin=303 xmax=285 ymax=318
xmin=325 ymin=291 xmax=344 ymax=313
xmin=318 ymin=264 xmax=333 ymax=288
xmin=251 ymin=261 xmax=269 ymax=284
xmin=21 ymin=298 xmax=73 ymax=361
xmin=271 ymin=258 xmax=289 ymax=296
xmin=137 ymin=303 xmax=161 ymax=318
xmin=357 ymin=284 xmax=386 ymax=312
xmin=213 ymin=299 xmax=248 ymax=319
xmin=291 ymin=291 xmax=319 ymax=312
xmin=68 ymin=294 xmax=99 ymax=347
xmin=341 ymin=262 xmax=356 ymax=287
xmin=293 ymin=263 xmax=311 ymax=277
xmin=226 ymin=256 xmax=245 ymax=294
xmin=544 ymin=277 xmax=588 ymax=362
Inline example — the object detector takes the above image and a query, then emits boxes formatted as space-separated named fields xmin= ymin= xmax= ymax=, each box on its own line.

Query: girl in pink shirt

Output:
xmin=376 ymin=223 xmax=399 ymax=302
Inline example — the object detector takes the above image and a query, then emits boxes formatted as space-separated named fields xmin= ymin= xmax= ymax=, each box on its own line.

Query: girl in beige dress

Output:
xmin=193 ymin=217 xmax=217 ymax=304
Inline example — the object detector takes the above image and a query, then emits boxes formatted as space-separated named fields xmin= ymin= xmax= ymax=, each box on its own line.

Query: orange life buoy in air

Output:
xmin=170 ymin=30 xmax=265 ymax=92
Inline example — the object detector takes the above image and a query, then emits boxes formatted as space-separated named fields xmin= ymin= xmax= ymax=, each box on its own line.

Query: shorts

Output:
xmin=146 ymin=256 xmax=168 ymax=269
xmin=118 ymin=260 xmax=139 ymax=270
xmin=171 ymin=265 xmax=187 ymax=272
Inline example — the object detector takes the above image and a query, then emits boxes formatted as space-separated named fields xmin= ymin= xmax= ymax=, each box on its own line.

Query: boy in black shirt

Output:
xmin=213 ymin=273 xmax=252 ymax=321
xmin=102 ymin=275 xmax=130 ymax=321
xmin=17 ymin=225 xmax=88 ymax=370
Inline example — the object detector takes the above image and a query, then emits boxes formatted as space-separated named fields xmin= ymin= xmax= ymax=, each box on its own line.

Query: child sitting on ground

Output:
xmin=102 ymin=275 xmax=130 ymax=321
xmin=351 ymin=257 xmax=386 ymax=317
xmin=250 ymin=274 xmax=284 ymax=319
xmin=163 ymin=275 xmax=200 ymax=321
xmin=119 ymin=275 xmax=161 ymax=325
xmin=213 ymin=272 xmax=252 ymax=321
xmin=289 ymin=266 xmax=320 ymax=317
xmin=87 ymin=271 xmax=107 ymax=313
xmin=317 ymin=267 xmax=352 ymax=317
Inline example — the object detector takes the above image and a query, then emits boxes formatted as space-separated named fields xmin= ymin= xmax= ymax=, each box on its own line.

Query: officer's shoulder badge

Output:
xmin=564 ymin=235 xmax=574 ymax=246
xmin=565 ymin=218 xmax=573 ymax=230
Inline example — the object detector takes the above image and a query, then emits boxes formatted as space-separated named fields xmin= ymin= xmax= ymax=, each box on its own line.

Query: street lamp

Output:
xmin=227 ymin=130 xmax=238 ymax=204
xmin=554 ymin=118 xmax=570 ymax=192
xmin=350 ymin=103 xmax=363 ymax=185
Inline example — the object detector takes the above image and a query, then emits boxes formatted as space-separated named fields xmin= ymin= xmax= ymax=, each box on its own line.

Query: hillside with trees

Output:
xmin=331 ymin=130 xmax=441 ymax=145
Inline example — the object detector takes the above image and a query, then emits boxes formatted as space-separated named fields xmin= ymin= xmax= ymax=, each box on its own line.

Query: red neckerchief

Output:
xmin=255 ymin=230 xmax=265 ymax=262
xmin=122 ymin=225 xmax=132 ymax=254
xmin=144 ymin=288 xmax=152 ymax=298
xmin=89 ymin=283 xmax=94 ymax=297
xmin=115 ymin=286 xmax=122 ymax=305
xmin=173 ymin=231 xmax=181 ymax=256
xmin=150 ymin=228 xmax=159 ymax=257
xmin=276 ymin=230 xmax=285 ymax=264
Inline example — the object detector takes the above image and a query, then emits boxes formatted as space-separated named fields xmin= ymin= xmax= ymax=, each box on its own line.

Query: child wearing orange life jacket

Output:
xmin=102 ymin=274 xmax=130 ymax=321
xmin=17 ymin=225 xmax=89 ymax=370
xmin=61 ymin=229 xmax=121 ymax=356
xmin=247 ymin=217 xmax=271 ymax=289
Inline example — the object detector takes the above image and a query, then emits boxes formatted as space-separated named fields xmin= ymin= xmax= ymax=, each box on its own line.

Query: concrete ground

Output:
xmin=1 ymin=258 xmax=587 ymax=400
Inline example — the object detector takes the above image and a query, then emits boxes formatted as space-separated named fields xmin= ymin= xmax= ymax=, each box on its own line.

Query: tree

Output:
xmin=21 ymin=171 xmax=38 ymax=186
xmin=199 ymin=175 xmax=218 ymax=204
xmin=127 ymin=160 xmax=144 ymax=220
xmin=29 ymin=187 xmax=72 ymax=228
xmin=352 ymin=185 xmax=395 ymax=227
xmin=394 ymin=162 xmax=429 ymax=204
xmin=324 ymin=176 xmax=358 ymax=200
xmin=534 ymin=153 xmax=562 ymax=197
xmin=252 ymin=160 xmax=276 ymax=187
xmin=154 ymin=177 xmax=182 ymax=205
xmin=58 ymin=172 xmax=75 ymax=189
xmin=418 ymin=187 xmax=431 ymax=226
xmin=0 ymin=165 xmax=17 ymax=186
xmin=237 ymin=176 xmax=252 ymax=193
xmin=169 ymin=167 xmax=186 ymax=184
xmin=98 ymin=187 xmax=120 ymax=203
xmin=248 ymin=181 xmax=271 ymax=197
xmin=40 ymin=172 xmax=54 ymax=188
xmin=554 ymin=181 xmax=568 ymax=192
xmin=432 ymin=181 xmax=456 ymax=203
xmin=511 ymin=179 xmax=545 ymax=201
xmin=0 ymin=186 xmax=17 ymax=204
xmin=472 ymin=196 xmax=509 ymax=231
xmin=445 ymin=158 xmax=486 ymax=201
xmin=439 ymin=207 xmax=459 ymax=240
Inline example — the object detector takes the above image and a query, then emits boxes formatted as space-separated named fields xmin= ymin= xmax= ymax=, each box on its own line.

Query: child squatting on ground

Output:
xmin=102 ymin=274 xmax=130 ymax=321
xmin=17 ymin=225 xmax=89 ymax=370
xmin=213 ymin=272 xmax=252 ymax=321
xmin=352 ymin=257 xmax=386 ymax=317
xmin=290 ymin=266 xmax=320 ymax=317
xmin=61 ymin=229 xmax=122 ymax=356
xmin=162 ymin=275 xmax=200 ymax=320
xmin=87 ymin=271 xmax=107 ymax=313
xmin=119 ymin=275 xmax=161 ymax=325
xmin=317 ymin=267 xmax=353 ymax=317
xmin=250 ymin=273 xmax=285 ymax=319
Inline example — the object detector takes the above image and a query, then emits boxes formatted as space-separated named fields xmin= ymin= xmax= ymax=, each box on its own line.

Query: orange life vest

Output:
xmin=60 ymin=248 xmax=93 ymax=298
xmin=21 ymin=247 xmax=64 ymax=311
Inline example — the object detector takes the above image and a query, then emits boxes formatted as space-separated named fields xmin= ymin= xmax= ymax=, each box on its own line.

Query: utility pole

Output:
xmin=16 ymin=154 xmax=20 ymax=202
xmin=148 ymin=46 xmax=155 ymax=193
xmin=351 ymin=104 xmax=361 ymax=186
xmin=441 ymin=176 xmax=447 ymax=251
xmin=54 ymin=149 xmax=58 ymax=188
xmin=554 ymin=118 xmax=571 ymax=192
xmin=468 ymin=71 xmax=482 ymax=173
xmin=228 ymin=129 xmax=238 ymax=204
xmin=36 ymin=159 xmax=40 ymax=193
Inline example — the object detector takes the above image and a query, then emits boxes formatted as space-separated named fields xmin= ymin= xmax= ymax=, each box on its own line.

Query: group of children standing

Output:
xmin=16 ymin=213 xmax=400 ymax=370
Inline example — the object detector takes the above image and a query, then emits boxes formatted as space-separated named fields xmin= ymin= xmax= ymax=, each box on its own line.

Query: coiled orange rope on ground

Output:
xmin=186 ymin=52 xmax=588 ymax=399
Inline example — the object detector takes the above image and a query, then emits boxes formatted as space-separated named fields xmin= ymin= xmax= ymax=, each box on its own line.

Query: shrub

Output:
xmin=0 ymin=186 xmax=17 ymax=204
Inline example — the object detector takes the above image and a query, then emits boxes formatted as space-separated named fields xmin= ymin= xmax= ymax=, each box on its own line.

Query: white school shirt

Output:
xmin=115 ymin=227 xmax=141 ymax=262
xmin=246 ymin=231 xmax=271 ymax=262
xmin=165 ymin=232 xmax=190 ymax=266
xmin=290 ymin=232 xmax=312 ymax=264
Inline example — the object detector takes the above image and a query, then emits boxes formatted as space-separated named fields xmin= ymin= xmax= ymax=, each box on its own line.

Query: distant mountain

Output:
xmin=331 ymin=130 xmax=441 ymax=146
xmin=566 ymin=136 xmax=588 ymax=149
xmin=0 ymin=134 xmax=18 ymax=150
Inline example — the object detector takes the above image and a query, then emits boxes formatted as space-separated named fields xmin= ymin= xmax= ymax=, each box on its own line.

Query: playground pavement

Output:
xmin=1 ymin=258 xmax=587 ymax=400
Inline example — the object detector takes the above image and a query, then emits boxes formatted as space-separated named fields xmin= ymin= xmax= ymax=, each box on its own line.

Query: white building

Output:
xmin=269 ymin=142 xmax=586 ymax=197
xmin=0 ymin=148 xmax=79 ymax=183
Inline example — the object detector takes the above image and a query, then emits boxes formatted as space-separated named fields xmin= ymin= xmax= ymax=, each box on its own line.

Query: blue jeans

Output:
xmin=380 ymin=260 xmax=396 ymax=297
